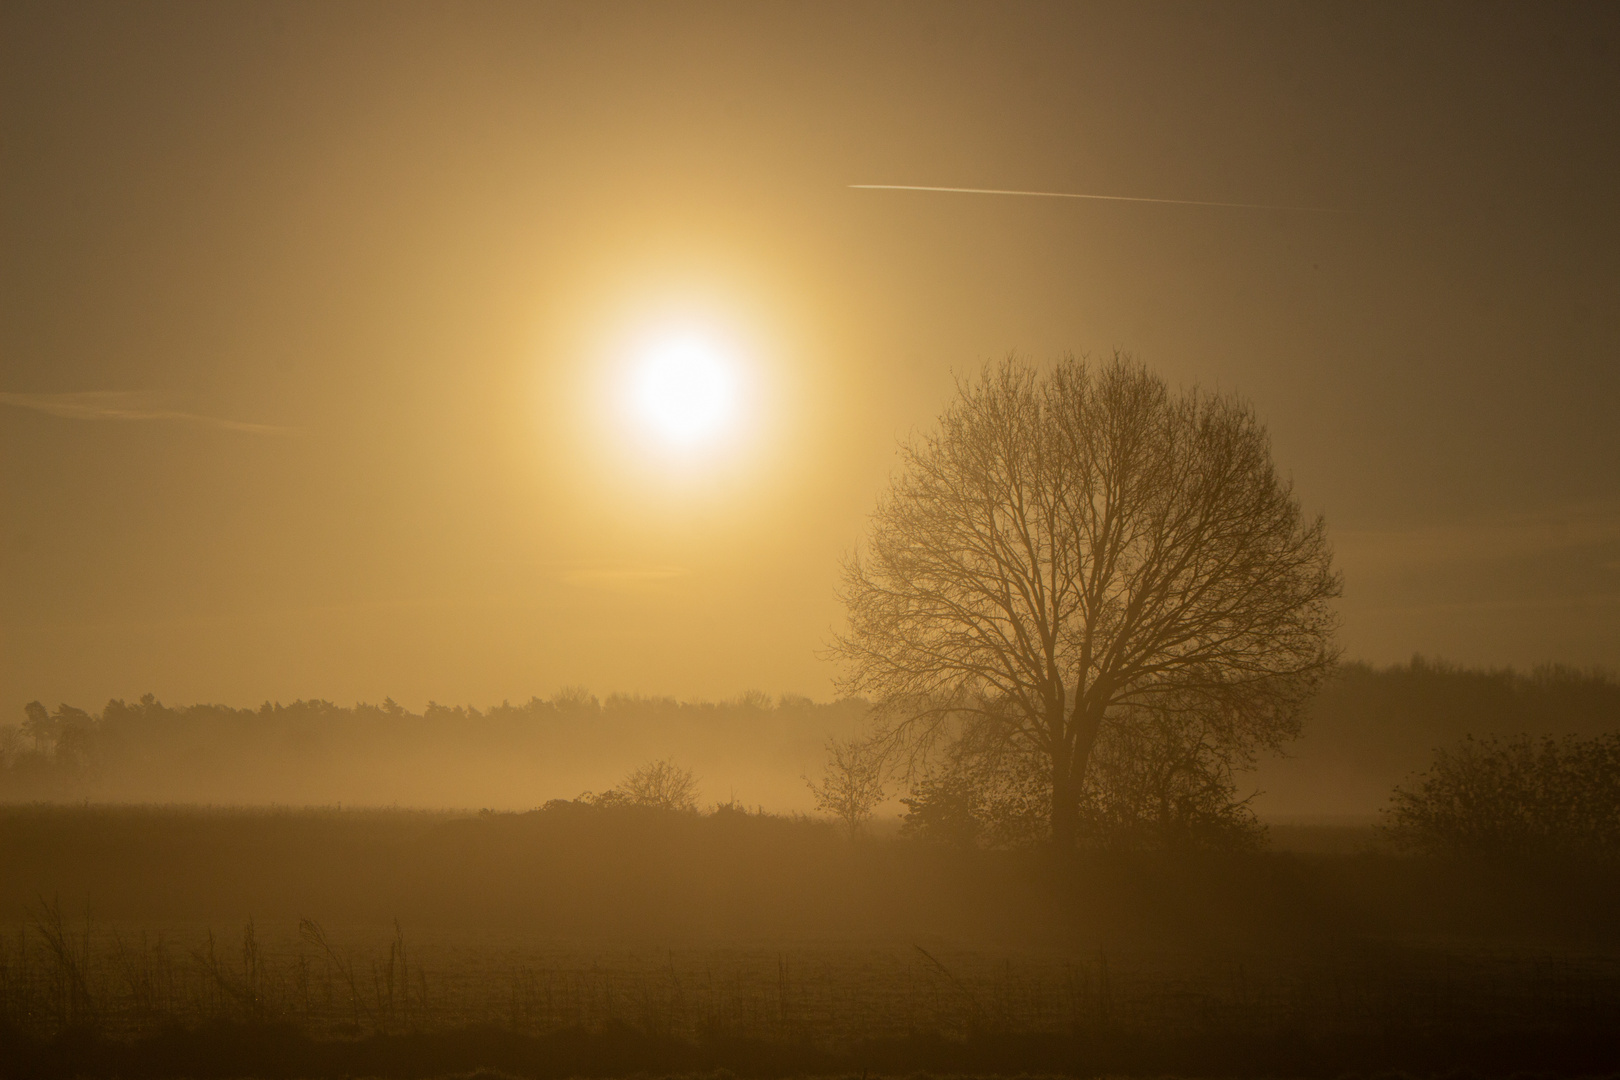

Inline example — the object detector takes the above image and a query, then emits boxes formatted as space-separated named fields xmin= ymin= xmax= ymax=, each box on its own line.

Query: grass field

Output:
xmin=2 ymin=803 xmax=1619 ymax=1077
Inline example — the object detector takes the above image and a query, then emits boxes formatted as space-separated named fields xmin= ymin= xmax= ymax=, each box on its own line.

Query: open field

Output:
xmin=3 ymin=804 xmax=1619 ymax=1077
xmin=5 ymin=921 xmax=1619 ymax=1078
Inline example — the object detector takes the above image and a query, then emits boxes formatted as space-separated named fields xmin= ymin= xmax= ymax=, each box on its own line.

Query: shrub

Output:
xmin=1385 ymin=732 xmax=1620 ymax=858
xmin=587 ymin=758 xmax=700 ymax=812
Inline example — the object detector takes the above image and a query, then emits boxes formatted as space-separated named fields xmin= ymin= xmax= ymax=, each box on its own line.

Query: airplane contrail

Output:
xmin=0 ymin=391 xmax=296 ymax=435
xmin=849 ymin=184 xmax=1343 ymax=213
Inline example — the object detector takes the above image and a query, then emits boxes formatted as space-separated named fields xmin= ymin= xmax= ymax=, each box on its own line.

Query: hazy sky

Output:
xmin=3 ymin=2 xmax=1617 ymax=713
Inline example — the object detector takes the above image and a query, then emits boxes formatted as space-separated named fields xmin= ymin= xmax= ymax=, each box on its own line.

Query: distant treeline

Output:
xmin=3 ymin=659 xmax=1617 ymax=817
xmin=0 ymin=691 xmax=868 ymax=810
xmin=1248 ymin=657 xmax=1620 ymax=819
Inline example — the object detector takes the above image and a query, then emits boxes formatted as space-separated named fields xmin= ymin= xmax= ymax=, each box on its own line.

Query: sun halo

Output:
xmin=625 ymin=335 xmax=742 ymax=452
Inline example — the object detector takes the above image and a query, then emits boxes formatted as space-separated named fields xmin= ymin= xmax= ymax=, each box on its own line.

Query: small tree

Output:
xmin=0 ymin=723 xmax=22 ymax=767
xmin=551 ymin=686 xmax=599 ymax=711
xmin=21 ymin=701 xmax=52 ymax=754
xmin=617 ymin=758 xmax=700 ymax=812
xmin=806 ymin=737 xmax=886 ymax=837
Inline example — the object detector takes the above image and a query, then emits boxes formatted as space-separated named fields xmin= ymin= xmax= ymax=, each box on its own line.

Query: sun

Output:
xmin=626 ymin=334 xmax=741 ymax=449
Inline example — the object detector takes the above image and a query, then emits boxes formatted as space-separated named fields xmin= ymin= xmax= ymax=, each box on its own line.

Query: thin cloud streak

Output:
xmin=0 ymin=391 xmax=295 ymax=435
xmin=562 ymin=566 xmax=693 ymax=591
xmin=849 ymin=184 xmax=1344 ymax=213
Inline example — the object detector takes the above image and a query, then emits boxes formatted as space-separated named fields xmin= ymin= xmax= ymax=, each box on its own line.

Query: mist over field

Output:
xmin=4 ymin=659 xmax=1615 ymax=823
xmin=0 ymin=689 xmax=865 ymax=811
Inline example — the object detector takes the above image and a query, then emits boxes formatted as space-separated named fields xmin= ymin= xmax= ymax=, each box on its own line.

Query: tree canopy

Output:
xmin=833 ymin=354 xmax=1341 ymax=848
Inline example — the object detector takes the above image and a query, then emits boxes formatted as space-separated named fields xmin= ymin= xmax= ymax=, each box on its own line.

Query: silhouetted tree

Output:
xmin=603 ymin=758 xmax=700 ymax=812
xmin=22 ymin=701 xmax=52 ymax=754
xmin=49 ymin=705 xmax=94 ymax=768
xmin=551 ymin=686 xmax=599 ymax=711
xmin=806 ymin=737 xmax=886 ymax=837
xmin=833 ymin=354 xmax=1340 ymax=848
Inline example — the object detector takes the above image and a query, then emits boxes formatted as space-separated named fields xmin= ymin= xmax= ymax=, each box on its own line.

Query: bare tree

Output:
xmin=832 ymin=354 xmax=1340 ymax=848
xmin=805 ymin=737 xmax=887 ymax=837
xmin=618 ymin=758 xmax=700 ymax=812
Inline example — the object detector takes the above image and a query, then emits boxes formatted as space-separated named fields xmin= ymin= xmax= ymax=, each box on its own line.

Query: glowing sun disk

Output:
xmin=629 ymin=337 xmax=739 ymax=447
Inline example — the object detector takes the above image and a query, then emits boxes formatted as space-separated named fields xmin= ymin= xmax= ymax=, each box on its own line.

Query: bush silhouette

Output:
xmin=1385 ymin=732 xmax=1620 ymax=858
xmin=587 ymin=758 xmax=700 ymax=812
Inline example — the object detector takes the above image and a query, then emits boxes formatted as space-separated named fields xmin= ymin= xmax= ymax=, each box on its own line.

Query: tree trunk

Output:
xmin=1050 ymin=754 xmax=1080 ymax=849
xmin=1051 ymin=704 xmax=1105 ymax=850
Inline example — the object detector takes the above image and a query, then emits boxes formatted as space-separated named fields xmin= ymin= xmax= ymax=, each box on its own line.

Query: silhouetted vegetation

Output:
xmin=898 ymin=705 xmax=1264 ymax=852
xmin=582 ymin=758 xmax=702 ymax=812
xmin=1252 ymin=656 xmax=1620 ymax=818
xmin=6 ymin=658 xmax=1617 ymax=833
xmin=805 ymin=736 xmax=887 ymax=837
xmin=833 ymin=355 xmax=1339 ymax=848
xmin=1385 ymin=731 xmax=1620 ymax=858
xmin=4 ymin=662 xmax=1613 ymax=1076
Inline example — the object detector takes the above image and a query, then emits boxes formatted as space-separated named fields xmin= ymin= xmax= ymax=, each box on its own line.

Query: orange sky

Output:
xmin=3 ymin=2 xmax=1617 ymax=712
